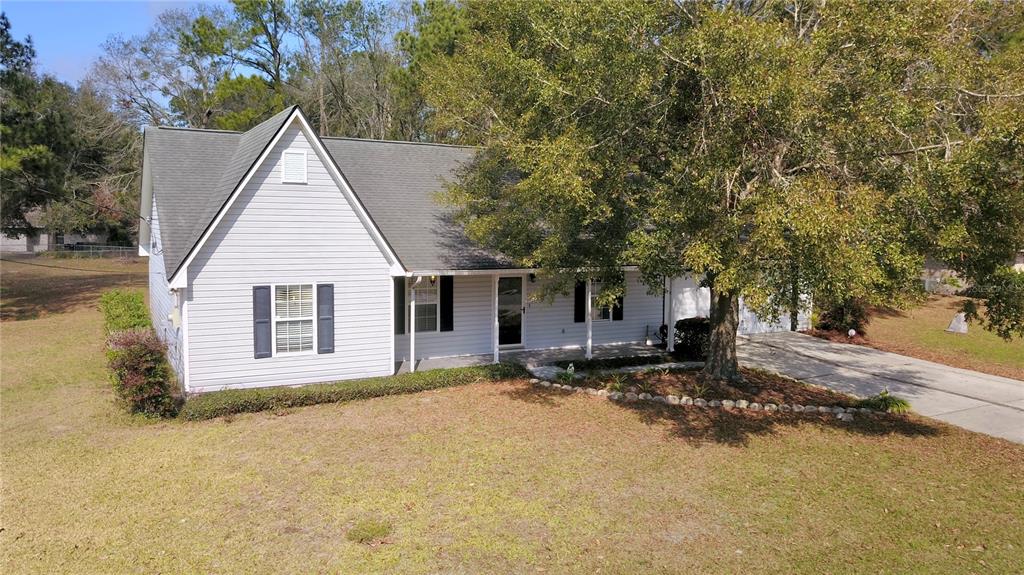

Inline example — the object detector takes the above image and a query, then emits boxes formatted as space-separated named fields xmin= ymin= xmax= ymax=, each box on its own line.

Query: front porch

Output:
xmin=395 ymin=341 xmax=663 ymax=374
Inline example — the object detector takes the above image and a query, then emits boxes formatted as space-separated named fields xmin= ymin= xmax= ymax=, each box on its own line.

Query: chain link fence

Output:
xmin=50 ymin=243 xmax=136 ymax=258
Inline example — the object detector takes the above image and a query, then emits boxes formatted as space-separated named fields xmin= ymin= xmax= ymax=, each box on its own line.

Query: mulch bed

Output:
xmin=579 ymin=367 xmax=858 ymax=407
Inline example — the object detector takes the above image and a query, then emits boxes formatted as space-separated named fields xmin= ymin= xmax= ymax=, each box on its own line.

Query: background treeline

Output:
xmin=1 ymin=0 xmax=465 ymax=242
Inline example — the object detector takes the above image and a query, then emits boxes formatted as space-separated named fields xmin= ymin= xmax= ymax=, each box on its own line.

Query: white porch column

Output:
xmin=585 ymin=279 xmax=593 ymax=359
xmin=492 ymin=274 xmax=499 ymax=363
xmin=666 ymin=276 xmax=675 ymax=353
xmin=409 ymin=276 xmax=419 ymax=373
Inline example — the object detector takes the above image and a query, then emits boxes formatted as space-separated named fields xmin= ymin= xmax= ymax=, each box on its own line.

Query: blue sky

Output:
xmin=3 ymin=1 xmax=224 ymax=84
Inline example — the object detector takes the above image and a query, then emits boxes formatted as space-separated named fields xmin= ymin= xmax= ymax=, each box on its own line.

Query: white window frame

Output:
xmin=280 ymin=149 xmax=308 ymax=184
xmin=271 ymin=283 xmax=317 ymax=356
xmin=590 ymin=280 xmax=612 ymax=322
xmin=410 ymin=280 xmax=440 ymax=333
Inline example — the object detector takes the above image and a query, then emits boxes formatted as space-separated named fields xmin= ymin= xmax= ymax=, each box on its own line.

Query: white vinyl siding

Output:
xmin=396 ymin=271 xmax=665 ymax=361
xmin=395 ymin=274 xmax=493 ymax=361
xmin=665 ymin=276 xmax=810 ymax=334
xmin=185 ymin=123 xmax=393 ymax=390
xmin=281 ymin=149 xmax=307 ymax=183
xmin=525 ymin=271 xmax=663 ymax=350
xmin=148 ymin=196 xmax=184 ymax=379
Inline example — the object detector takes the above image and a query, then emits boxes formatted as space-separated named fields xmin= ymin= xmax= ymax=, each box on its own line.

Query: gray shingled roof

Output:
xmin=146 ymin=108 xmax=509 ymax=277
xmin=145 ymin=126 xmax=241 ymax=277
xmin=321 ymin=137 xmax=508 ymax=271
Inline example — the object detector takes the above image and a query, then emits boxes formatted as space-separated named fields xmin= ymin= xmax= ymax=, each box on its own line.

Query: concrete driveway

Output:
xmin=738 ymin=331 xmax=1024 ymax=444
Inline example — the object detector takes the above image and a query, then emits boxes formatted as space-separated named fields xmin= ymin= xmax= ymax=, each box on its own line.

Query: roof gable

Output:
xmin=145 ymin=107 xmax=510 ymax=279
xmin=169 ymin=107 xmax=296 ymax=282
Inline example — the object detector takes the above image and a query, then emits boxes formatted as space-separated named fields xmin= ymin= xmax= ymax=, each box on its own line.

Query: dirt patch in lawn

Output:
xmin=579 ymin=367 xmax=857 ymax=407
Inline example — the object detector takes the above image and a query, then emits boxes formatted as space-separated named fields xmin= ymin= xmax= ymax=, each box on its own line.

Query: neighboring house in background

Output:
xmin=0 ymin=210 xmax=109 ymax=253
xmin=921 ymin=252 xmax=1024 ymax=294
xmin=139 ymin=106 xmax=807 ymax=393
xmin=921 ymin=255 xmax=965 ymax=295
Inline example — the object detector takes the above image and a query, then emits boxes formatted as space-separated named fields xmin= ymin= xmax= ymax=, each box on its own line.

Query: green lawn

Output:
xmin=2 ymin=257 xmax=1024 ymax=573
xmin=866 ymin=295 xmax=1024 ymax=380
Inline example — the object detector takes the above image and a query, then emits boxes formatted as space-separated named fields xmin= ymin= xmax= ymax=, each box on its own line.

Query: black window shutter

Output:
xmin=440 ymin=275 xmax=454 ymax=332
xmin=574 ymin=280 xmax=586 ymax=323
xmin=253 ymin=286 xmax=272 ymax=359
xmin=317 ymin=284 xmax=334 ymax=354
xmin=613 ymin=295 xmax=624 ymax=321
xmin=394 ymin=277 xmax=405 ymax=334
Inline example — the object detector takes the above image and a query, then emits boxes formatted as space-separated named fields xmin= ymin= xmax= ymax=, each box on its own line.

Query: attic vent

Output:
xmin=281 ymin=149 xmax=307 ymax=184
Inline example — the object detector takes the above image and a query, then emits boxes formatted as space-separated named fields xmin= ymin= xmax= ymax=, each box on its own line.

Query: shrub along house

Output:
xmin=140 ymin=106 xmax=803 ymax=393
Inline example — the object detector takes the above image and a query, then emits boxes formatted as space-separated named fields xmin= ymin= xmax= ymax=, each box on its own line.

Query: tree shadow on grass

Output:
xmin=500 ymin=384 xmax=565 ymax=407
xmin=0 ymin=258 xmax=145 ymax=321
xmin=503 ymin=385 xmax=945 ymax=448
xmin=628 ymin=402 xmax=944 ymax=447
xmin=867 ymin=305 xmax=910 ymax=320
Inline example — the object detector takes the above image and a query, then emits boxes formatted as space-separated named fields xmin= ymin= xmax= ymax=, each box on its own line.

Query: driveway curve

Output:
xmin=739 ymin=331 xmax=1024 ymax=444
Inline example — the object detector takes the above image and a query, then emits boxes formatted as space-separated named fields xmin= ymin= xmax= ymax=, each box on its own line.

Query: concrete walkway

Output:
xmin=738 ymin=331 xmax=1024 ymax=443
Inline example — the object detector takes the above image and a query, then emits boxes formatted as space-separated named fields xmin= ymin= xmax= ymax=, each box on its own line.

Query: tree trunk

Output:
xmin=703 ymin=286 xmax=741 ymax=382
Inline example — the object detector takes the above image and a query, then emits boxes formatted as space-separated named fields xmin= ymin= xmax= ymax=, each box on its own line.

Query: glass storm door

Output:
xmin=498 ymin=276 xmax=523 ymax=346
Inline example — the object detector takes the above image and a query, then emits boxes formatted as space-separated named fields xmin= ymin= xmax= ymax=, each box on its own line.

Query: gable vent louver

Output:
xmin=281 ymin=149 xmax=307 ymax=184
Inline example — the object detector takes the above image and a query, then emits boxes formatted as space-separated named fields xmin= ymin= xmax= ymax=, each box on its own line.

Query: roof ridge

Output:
xmin=149 ymin=111 xmax=474 ymax=150
xmin=153 ymin=125 xmax=243 ymax=134
xmin=321 ymin=135 xmax=476 ymax=149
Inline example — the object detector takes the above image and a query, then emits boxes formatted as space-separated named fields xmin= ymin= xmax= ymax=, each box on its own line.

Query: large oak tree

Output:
xmin=423 ymin=0 xmax=1024 ymax=381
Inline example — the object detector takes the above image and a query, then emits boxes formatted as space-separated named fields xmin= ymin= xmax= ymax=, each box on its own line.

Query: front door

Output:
xmin=498 ymin=276 xmax=523 ymax=346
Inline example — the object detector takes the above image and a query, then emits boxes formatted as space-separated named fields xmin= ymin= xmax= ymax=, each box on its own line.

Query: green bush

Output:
xmin=857 ymin=390 xmax=911 ymax=414
xmin=817 ymin=297 xmax=869 ymax=335
xmin=673 ymin=317 xmax=710 ymax=361
xmin=107 ymin=329 xmax=180 ymax=417
xmin=99 ymin=289 xmax=150 ymax=334
xmin=179 ymin=362 xmax=528 ymax=421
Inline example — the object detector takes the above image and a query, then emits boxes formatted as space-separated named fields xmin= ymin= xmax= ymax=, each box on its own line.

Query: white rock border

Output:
xmin=529 ymin=380 xmax=892 ymax=422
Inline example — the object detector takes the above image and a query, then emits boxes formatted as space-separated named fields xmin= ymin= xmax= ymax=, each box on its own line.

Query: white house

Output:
xmin=139 ymin=107 xmax=804 ymax=393
xmin=0 ymin=210 xmax=109 ymax=253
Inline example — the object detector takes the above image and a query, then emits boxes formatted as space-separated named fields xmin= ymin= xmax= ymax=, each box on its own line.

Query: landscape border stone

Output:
xmin=528 ymin=379 xmax=900 ymax=422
